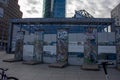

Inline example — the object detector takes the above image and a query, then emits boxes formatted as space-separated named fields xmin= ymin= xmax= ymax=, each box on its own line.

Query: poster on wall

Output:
xmin=116 ymin=27 xmax=120 ymax=69
xmin=33 ymin=29 xmax=44 ymax=62
xmin=57 ymin=28 xmax=68 ymax=63
xmin=84 ymin=27 xmax=98 ymax=64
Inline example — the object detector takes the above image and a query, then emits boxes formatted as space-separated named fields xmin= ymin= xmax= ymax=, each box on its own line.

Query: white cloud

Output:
xmin=18 ymin=0 xmax=120 ymax=18
xmin=18 ymin=0 xmax=43 ymax=18
xmin=66 ymin=0 xmax=120 ymax=18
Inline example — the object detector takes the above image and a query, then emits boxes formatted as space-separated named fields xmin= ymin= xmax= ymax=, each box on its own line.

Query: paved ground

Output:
xmin=0 ymin=51 xmax=120 ymax=80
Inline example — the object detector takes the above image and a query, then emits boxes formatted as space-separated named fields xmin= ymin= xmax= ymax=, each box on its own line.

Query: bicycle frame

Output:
xmin=0 ymin=69 xmax=8 ymax=80
xmin=0 ymin=68 xmax=18 ymax=80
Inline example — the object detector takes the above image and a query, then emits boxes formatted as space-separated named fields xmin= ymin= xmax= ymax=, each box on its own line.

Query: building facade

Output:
xmin=0 ymin=0 xmax=22 ymax=49
xmin=111 ymin=3 xmax=120 ymax=26
xmin=43 ymin=0 xmax=52 ymax=18
xmin=43 ymin=0 xmax=66 ymax=18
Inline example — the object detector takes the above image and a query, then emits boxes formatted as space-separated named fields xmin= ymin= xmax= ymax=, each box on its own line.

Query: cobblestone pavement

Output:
xmin=0 ymin=51 xmax=120 ymax=80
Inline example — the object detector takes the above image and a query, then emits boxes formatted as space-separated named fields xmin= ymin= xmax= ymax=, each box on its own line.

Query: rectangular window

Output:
xmin=0 ymin=7 xmax=4 ymax=17
xmin=117 ymin=22 xmax=119 ymax=25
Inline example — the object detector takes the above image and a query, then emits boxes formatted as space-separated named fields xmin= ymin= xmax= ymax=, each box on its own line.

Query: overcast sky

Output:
xmin=18 ymin=0 xmax=120 ymax=18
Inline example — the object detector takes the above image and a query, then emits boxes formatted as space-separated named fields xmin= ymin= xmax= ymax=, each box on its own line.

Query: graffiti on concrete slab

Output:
xmin=57 ymin=28 xmax=68 ymax=63
xmin=15 ymin=31 xmax=25 ymax=60
xmin=84 ymin=27 xmax=98 ymax=64
xmin=33 ymin=30 xmax=44 ymax=62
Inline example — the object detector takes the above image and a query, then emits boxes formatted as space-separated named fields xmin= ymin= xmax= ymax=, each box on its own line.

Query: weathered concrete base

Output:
xmin=49 ymin=62 xmax=67 ymax=68
xmin=81 ymin=64 xmax=99 ymax=71
xmin=3 ymin=58 xmax=22 ymax=62
xmin=23 ymin=61 xmax=42 ymax=65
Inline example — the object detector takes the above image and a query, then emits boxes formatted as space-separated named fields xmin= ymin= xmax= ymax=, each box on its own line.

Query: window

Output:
xmin=117 ymin=22 xmax=119 ymax=25
xmin=0 ymin=7 xmax=4 ymax=17
xmin=117 ymin=18 xmax=119 ymax=21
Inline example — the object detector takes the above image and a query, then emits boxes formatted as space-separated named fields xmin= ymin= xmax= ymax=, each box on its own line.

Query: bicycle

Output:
xmin=0 ymin=68 xmax=18 ymax=80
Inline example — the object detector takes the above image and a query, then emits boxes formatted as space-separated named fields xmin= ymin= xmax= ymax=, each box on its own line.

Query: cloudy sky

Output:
xmin=18 ymin=0 xmax=120 ymax=18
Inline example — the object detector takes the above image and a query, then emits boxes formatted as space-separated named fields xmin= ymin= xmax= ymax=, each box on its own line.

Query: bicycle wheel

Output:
xmin=7 ymin=77 xmax=18 ymax=80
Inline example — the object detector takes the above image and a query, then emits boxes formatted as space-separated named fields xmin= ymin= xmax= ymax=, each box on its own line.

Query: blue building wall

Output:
xmin=43 ymin=0 xmax=52 ymax=18
xmin=53 ymin=0 xmax=66 ymax=17
xmin=43 ymin=0 xmax=66 ymax=18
